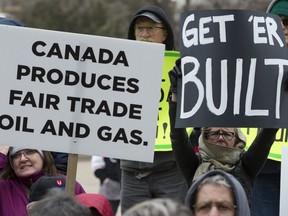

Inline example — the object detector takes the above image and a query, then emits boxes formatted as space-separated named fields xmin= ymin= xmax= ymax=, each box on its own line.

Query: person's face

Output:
xmin=205 ymin=128 xmax=236 ymax=148
xmin=194 ymin=183 xmax=236 ymax=216
xmin=11 ymin=149 xmax=43 ymax=177
xmin=280 ymin=16 xmax=288 ymax=46
xmin=134 ymin=17 xmax=167 ymax=44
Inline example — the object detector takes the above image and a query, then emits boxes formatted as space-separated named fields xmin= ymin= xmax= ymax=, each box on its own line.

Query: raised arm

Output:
xmin=241 ymin=128 xmax=278 ymax=179
xmin=168 ymin=60 xmax=199 ymax=184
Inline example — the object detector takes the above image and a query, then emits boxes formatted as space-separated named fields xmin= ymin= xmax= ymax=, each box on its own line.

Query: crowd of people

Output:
xmin=0 ymin=0 xmax=286 ymax=215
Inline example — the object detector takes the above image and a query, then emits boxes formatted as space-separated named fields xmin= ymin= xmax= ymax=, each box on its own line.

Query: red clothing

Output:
xmin=75 ymin=193 xmax=114 ymax=216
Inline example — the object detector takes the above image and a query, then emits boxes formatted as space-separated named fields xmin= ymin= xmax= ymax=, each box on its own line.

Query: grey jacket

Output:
xmin=185 ymin=170 xmax=251 ymax=216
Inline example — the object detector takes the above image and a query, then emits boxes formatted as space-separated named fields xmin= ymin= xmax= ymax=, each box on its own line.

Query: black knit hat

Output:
xmin=29 ymin=175 xmax=66 ymax=203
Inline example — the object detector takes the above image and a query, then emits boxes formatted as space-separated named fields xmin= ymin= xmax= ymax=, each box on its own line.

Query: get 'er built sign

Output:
xmin=176 ymin=9 xmax=288 ymax=161
xmin=177 ymin=9 xmax=288 ymax=128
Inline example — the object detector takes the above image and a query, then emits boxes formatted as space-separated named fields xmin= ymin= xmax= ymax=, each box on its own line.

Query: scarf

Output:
xmin=193 ymin=128 xmax=246 ymax=182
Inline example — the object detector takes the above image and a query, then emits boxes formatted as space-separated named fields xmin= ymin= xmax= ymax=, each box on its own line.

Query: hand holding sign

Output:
xmin=168 ymin=58 xmax=181 ymax=94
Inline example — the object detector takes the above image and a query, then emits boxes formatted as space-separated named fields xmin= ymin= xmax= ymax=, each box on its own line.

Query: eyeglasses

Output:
xmin=11 ymin=149 xmax=38 ymax=160
xmin=193 ymin=202 xmax=237 ymax=215
xmin=134 ymin=25 xmax=165 ymax=34
xmin=281 ymin=16 xmax=288 ymax=26
xmin=207 ymin=131 xmax=235 ymax=141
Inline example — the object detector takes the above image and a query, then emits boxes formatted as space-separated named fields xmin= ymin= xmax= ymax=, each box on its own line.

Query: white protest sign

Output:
xmin=280 ymin=146 xmax=288 ymax=216
xmin=0 ymin=25 xmax=165 ymax=162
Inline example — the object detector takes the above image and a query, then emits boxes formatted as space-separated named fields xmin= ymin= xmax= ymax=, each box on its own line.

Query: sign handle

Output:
xmin=65 ymin=153 xmax=78 ymax=196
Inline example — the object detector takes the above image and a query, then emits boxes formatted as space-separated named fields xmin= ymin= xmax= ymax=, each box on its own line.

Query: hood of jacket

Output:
xmin=127 ymin=6 xmax=174 ymax=50
xmin=185 ymin=169 xmax=251 ymax=216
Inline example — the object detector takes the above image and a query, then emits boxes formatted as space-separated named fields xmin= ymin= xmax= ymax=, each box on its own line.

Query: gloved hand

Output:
xmin=168 ymin=58 xmax=182 ymax=94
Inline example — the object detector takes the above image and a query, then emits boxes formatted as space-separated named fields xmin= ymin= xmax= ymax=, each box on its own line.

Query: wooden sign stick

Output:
xmin=65 ymin=153 xmax=78 ymax=196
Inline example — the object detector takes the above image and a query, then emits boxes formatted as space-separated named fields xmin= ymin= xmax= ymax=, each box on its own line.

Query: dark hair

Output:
xmin=1 ymin=151 xmax=58 ymax=179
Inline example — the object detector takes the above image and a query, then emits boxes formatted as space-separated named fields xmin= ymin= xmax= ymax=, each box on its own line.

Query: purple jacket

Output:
xmin=0 ymin=153 xmax=86 ymax=216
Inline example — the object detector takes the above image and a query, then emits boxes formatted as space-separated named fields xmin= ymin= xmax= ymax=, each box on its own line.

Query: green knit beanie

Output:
xmin=270 ymin=0 xmax=288 ymax=16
